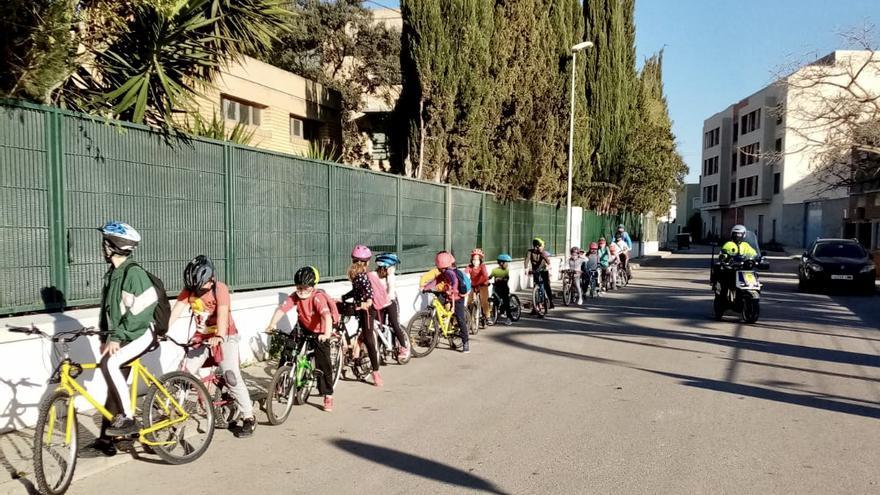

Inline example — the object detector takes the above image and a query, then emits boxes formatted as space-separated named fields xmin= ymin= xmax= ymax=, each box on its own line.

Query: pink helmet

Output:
xmin=609 ymin=244 xmax=617 ymax=254
xmin=351 ymin=244 xmax=372 ymax=261
xmin=435 ymin=251 xmax=455 ymax=270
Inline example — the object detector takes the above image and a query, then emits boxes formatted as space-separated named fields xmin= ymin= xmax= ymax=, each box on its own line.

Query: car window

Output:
xmin=813 ymin=242 xmax=865 ymax=259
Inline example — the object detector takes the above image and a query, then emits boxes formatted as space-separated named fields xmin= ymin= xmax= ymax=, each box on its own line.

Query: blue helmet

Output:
xmin=98 ymin=221 xmax=141 ymax=254
xmin=497 ymin=253 xmax=513 ymax=263
xmin=375 ymin=253 xmax=400 ymax=268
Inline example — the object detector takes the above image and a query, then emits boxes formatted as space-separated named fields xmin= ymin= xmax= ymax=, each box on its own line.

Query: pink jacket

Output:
xmin=367 ymin=271 xmax=390 ymax=310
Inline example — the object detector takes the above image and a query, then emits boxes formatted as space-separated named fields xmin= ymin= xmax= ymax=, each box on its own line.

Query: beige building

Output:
xmin=193 ymin=56 xmax=342 ymax=156
xmin=699 ymin=51 xmax=880 ymax=248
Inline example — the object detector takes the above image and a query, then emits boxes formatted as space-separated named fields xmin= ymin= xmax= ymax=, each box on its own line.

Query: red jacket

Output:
xmin=467 ymin=264 xmax=489 ymax=288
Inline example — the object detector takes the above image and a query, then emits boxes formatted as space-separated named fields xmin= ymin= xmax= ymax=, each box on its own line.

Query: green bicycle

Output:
xmin=406 ymin=291 xmax=467 ymax=358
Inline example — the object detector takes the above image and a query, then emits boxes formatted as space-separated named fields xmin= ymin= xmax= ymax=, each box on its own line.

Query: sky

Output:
xmin=368 ymin=0 xmax=878 ymax=183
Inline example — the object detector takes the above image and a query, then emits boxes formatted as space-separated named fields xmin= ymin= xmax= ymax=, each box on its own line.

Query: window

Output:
xmin=739 ymin=178 xmax=745 ymax=198
xmin=739 ymin=142 xmax=761 ymax=166
xmin=702 ymin=156 xmax=719 ymax=176
xmin=738 ymin=176 xmax=759 ymax=198
xmin=221 ymin=96 xmax=261 ymax=126
xmin=730 ymin=181 xmax=736 ymax=201
xmin=740 ymin=108 xmax=762 ymax=135
xmin=733 ymin=122 xmax=738 ymax=142
xmin=773 ymin=172 xmax=781 ymax=194
xmin=703 ymin=184 xmax=719 ymax=203
xmin=290 ymin=117 xmax=304 ymax=139
xmin=704 ymin=127 xmax=720 ymax=149
xmin=732 ymin=152 xmax=737 ymax=172
xmin=775 ymin=138 xmax=782 ymax=153
xmin=370 ymin=132 xmax=389 ymax=160
xmin=776 ymin=105 xmax=784 ymax=125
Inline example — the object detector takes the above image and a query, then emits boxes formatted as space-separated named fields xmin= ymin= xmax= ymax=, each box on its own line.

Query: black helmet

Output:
xmin=183 ymin=255 xmax=215 ymax=292
xmin=294 ymin=266 xmax=318 ymax=287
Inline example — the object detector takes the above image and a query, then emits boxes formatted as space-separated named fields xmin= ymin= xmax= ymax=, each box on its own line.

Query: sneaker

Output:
xmin=236 ymin=417 xmax=256 ymax=438
xmin=577 ymin=298 xmax=583 ymax=305
xmin=504 ymin=317 xmax=512 ymax=326
xmin=372 ymin=371 xmax=383 ymax=387
xmin=462 ymin=343 xmax=470 ymax=353
xmin=106 ymin=415 xmax=139 ymax=437
xmin=323 ymin=396 xmax=334 ymax=412
xmin=398 ymin=346 xmax=410 ymax=361
xmin=89 ymin=437 xmax=117 ymax=457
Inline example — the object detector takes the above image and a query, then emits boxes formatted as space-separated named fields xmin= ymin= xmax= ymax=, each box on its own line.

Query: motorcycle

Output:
xmin=711 ymin=250 xmax=762 ymax=323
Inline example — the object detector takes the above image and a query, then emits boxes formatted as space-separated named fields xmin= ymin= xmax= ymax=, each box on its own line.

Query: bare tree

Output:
xmin=772 ymin=26 xmax=880 ymax=192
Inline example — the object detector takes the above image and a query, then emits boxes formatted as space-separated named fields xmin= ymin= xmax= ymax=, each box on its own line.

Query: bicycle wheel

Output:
xmin=489 ymin=299 xmax=499 ymax=326
xmin=532 ymin=287 xmax=547 ymax=317
xmin=266 ymin=365 xmax=295 ymax=425
xmin=330 ymin=339 xmax=343 ymax=388
xmin=509 ymin=295 xmax=522 ymax=321
xmin=407 ymin=310 xmax=439 ymax=358
xmin=562 ymin=277 xmax=572 ymax=306
xmin=143 ymin=371 xmax=215 ymax=465
xmin=33 ymin=391 xmax=78 ymax=495
xmin=467 ymin=302 xmax=479 ymax=335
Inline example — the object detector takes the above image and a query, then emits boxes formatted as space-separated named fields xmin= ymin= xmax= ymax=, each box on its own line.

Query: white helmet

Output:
xmin=731 ymin=224 xmax=746 ymax=241
xmin=99 ymin=221 xmax=141 ymax=255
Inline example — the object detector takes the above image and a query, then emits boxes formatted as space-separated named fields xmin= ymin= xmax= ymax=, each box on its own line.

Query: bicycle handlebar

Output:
xmin=6 ymin=325 xmax=106 ymax=343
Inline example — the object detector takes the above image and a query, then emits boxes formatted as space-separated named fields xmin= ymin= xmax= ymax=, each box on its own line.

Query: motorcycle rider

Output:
xmin=713 ymin=224 xmax=758 ymax=291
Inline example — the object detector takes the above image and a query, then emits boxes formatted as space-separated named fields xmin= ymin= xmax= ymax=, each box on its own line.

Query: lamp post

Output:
xmin=566 ymin=40 xmax=594 ymax=255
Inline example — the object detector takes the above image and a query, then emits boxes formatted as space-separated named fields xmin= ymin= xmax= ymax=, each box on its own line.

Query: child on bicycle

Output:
xmin=608 ymin=243 xmax=620 ymax=290
xmin=433 ymin=251 xmax=471 ymax=352
xmin=95 ymin=221 xmax=158 ymax=454
xmin=373 ymin=253 xmax=410 ymax=360
xmin=265 ymin=266 xmax=336 ymax=412
xmin=526 ymin=237 xmax=554 ymax=313
xmin=582 ymin=242 xmax=601 ymax=292
xmin=466 ymin=249 xmax=490 ymax=329
xmin=615 ymin=233 xmax=632 ymax=279
xmin=342 ymin=245 xmax=383 ymax=387
xmin=489 ymin=253 xmax=514 ymax=325
xmin=168 ymin=255 xmax=256 ymax=435
xmin=566 ymin=246 xmax=584 ymax=305
xmin=597 ymin=237 xmax=611 ymax=291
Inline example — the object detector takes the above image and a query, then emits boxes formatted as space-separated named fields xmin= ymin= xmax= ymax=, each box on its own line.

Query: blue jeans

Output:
xmin=453 ymin=299 xmax=469 ymax=344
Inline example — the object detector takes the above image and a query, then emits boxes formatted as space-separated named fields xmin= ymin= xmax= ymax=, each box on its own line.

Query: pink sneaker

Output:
xmin=398 ymin=346 xmax=410 ymax=361
xmin=371 ymin=371 xmax=383 ymax=387
xmin=323 ymin=396 xmax=333 ymax=412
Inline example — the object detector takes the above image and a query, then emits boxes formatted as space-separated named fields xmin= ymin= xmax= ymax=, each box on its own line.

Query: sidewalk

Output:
xmin=0 ymin=364 xmax=274 ymax=495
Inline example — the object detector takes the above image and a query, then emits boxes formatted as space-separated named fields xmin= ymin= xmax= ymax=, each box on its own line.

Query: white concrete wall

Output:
xmin=0 ymin=257 xmax=563 ymax=432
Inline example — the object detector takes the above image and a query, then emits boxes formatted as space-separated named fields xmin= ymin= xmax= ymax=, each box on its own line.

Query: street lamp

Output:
xmin=566 ymin=40 xmax=594 ymax=256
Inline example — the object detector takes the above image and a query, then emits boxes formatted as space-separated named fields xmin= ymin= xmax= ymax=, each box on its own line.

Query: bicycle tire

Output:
xmin=489 ymin=300 xmax=499 ymax=326
xmin=562 ymin=277 xmax=572 ymax=306
xmin=532 ymin=286 xmax=547 ymax=317
xmin=330 ymin=339 xmax=343 ymax=388
xmin=406 ymin=310 xmax=439 ymax=358
xmin=266 ymin=365 xmax=295 ymax=425
xmin=33 ymin=390 xmax=78 ymax=495
xmin=467 ymin=302 xmax=479 ymax=335
xmin=509 ymin=295 xmax=522 ymax=321
xmin=143 ymin=371 xmax=215 ymax=465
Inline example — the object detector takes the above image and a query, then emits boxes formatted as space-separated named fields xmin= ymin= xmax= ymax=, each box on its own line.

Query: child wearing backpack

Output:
xmin=93 ymin=221 xmax=160 ymax=456
xmin=169 ymin=255 xmax=256 ymax=434
xmin=433 ymin=251 xmax=471 ymax=353
xmin=341 ymin=245 xmax=383 ymax=387
xmin=266 ymin=266 xmax=339 ymax=412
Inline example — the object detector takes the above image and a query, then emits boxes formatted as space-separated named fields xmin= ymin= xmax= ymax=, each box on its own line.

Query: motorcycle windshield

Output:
xmin=743 ymin=230 xmax=763 ymax=258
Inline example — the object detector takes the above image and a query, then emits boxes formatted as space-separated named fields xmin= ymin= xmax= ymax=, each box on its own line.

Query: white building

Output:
xmin=699 ymin=51 xmax=880 ymax=248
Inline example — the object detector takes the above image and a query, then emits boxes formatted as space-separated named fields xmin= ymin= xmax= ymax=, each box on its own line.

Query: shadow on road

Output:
xmin=329 ymin=439 xmax=509 ymax=495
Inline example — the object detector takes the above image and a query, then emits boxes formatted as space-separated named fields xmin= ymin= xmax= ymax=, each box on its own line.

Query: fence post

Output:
xmin=396 ymin=177 xmax=403 ymax=258
xmin=223 ymin=145 xmax=236 ymax=287
xmin=45 ymin=108 xmax=67 ymax=307
xmin=480 ymin=193 xmax=487 ymax=249
xmin=328 ymin=164 xmax=335 ymax=279
xmin=507 ymin=201 xmax=513 ymax=254
xmin=445 ymin=185 xmax=452 ymax=252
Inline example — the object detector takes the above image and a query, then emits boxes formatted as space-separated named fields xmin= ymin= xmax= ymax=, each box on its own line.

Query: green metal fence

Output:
xmin=0 ymin=101 xmax=635 ymax=315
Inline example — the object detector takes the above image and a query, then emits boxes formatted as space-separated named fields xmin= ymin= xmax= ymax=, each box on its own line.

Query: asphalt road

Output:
xmin=66 ymin=251 xmax=880 ymax=494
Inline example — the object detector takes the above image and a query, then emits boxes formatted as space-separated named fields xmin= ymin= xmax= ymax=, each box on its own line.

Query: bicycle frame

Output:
xmin=49 ymin=359 xmax=190 ymax=447
xmin=428 ymin=295 xmax=455 ymax=337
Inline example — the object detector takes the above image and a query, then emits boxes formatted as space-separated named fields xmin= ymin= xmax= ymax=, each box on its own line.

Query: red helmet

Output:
xmin=470 ymin=248 xmax=484 ymax=259
xmin=435 ymin=251 xmax=455 ymax=270
xmin=351 ymin=244 xmax=372 ymax=261
xmin=589 ymin=242 xmax=598 ymax=250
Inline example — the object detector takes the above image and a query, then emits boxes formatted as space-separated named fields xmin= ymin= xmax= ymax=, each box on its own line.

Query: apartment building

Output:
xmin=192 ymin=56 xmax=342 ymax=156
xmin=667 ymin=183 xmax=701 ymax=245
xmin=699 ymin=51 xmax=880 ymax=248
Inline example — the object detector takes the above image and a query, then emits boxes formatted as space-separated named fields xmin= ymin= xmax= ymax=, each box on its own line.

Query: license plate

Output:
xmin=831 ymin=274 xmax=853 ymax=280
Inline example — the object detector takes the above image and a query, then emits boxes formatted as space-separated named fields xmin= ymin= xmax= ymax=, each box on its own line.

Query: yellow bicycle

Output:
xmin=406 ymin=291 xmax=466 ymax=357
xmin=8 ymin=326 xmax=214 ymax=495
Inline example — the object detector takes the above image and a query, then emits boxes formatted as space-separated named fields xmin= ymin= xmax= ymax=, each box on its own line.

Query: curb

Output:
xmin=632 ymin=251 xmax=672 ymax=268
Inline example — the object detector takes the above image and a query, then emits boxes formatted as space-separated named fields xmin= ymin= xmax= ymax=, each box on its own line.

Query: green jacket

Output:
xmin=99 ymin=258 xmax=157 ymax=344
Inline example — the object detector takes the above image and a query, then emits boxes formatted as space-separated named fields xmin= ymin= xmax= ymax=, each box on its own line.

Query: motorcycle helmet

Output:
xmin=731 ymin=224 xmax=747 ymax=243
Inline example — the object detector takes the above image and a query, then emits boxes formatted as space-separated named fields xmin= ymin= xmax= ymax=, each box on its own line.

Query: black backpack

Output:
xmin=122 ymin=263 xmax=171 ymax=336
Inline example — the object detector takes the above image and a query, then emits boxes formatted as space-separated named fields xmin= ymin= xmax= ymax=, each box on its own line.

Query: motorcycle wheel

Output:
xmin=742 ymin=298 xmax=760 ymax=324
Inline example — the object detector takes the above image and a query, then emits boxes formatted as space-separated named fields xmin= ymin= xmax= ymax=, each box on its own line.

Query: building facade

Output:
xmin=192 ymin=56 xmax=342 ymax=156
xmin=667 ymin=183 xmax=701 ymax=244
xmin=699 ymin=51 xmax=879 ymax=248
